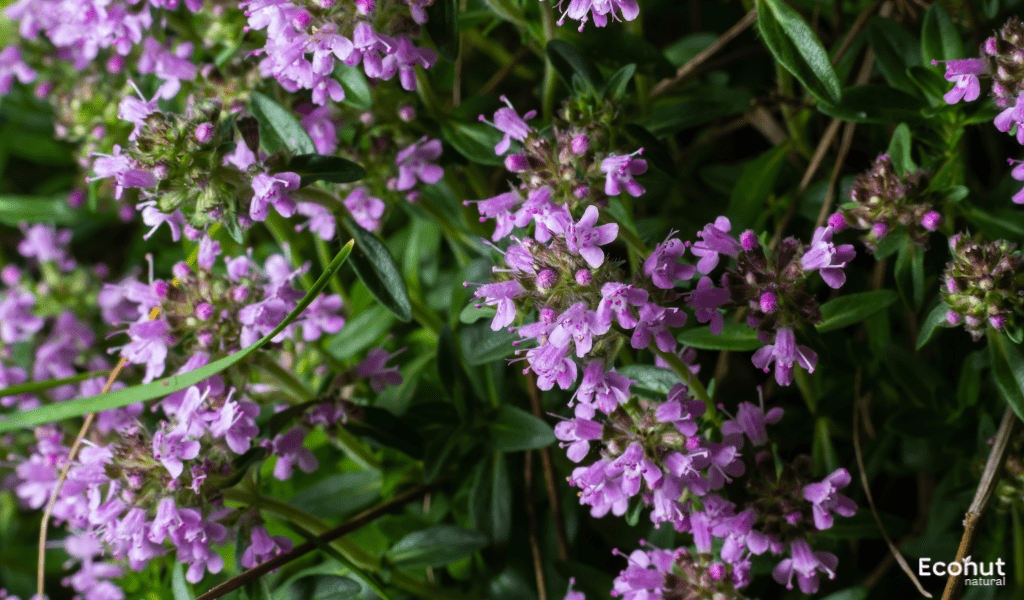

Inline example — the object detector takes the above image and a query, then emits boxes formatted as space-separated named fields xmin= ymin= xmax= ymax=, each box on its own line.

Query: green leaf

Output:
xmin=470 ymin=452 xmax=512 ymax=546
xmin=602 ymin=63 xmax=636 ymax=100
xmin=289 ymin=471 xmax=382 ymax=519
xmin=916 ymin=300 xmax=949 ymax=350
xmin=546 ymin=40 xmax=603 ymax=95
xmin=886 ymin=123 xmax=915 ymax=175
xmin=441 ymin=121 xmax=506 ymax=167
xmin=343 ymin=218 xmax=413 ymax=323
xmin=386 ymin=525 xmax=489 ymax=569
xmin=677 ymin=323 xmax=762 ymax=351
xmin=249 ymin=91 xmax=317 ymax=155
xmin=990 ymin=332 xmax=1024 ymax=423
xmin=274 ymin=575 xmax=360 ymax=600
xmin=894 ymin=238 xmax=926 ymax=311
xmin=758 ymin=0 xmax=842 ymax=103
xmin=172 ymin=563 xmax=193 ymax=600
xmin=817 ymin=85 xmax=927 ymax=124
xmin=487 ymin=405 xmax=556 ymax=452
xmin=816 ymin=290 xmax=899 ymax=333
xmin=0 ymin=194 xmax=80 ymax=226
xmin=0 ymin=371 xmax=106 ymax=401
xmin=425 ymin=0 xmax=459 ymax=62
xmin=483 ymin=0 xmax=525 ymax=23
xmin=617 ymin=364 xmax=683 ymax=398
xmin=820 ymin=587 xmax=868 ymax=600
xmin=727 ymin=143 xmax=790 ymax=230
xmin=637 ymin=87 xmax=752 ymax=137
xmin=286 ymin=154 xmax=366 ymax=186
xmin=867 ymin=17 xmax=922 ymax=96
xmin=459 ymin=303 xmax=496 ymax=324
xmin=0 ymin=242 xmax=354 ymax=433
xmin=460 ymin=321 xmax=517 ymax=366
xmin=334 ymin=65 xmax=373 ymax=110
xmin=921 ymin=4 xmax=963 ymax=63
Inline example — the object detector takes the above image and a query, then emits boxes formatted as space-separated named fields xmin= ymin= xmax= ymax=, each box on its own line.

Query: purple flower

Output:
xmin=691 ymin=216 xmax=740 ymax=273
xmin=711 ymin=509 xmax=773 ymax=563
xmin=705 ymin=441 xmax=745 ymax=489
xmin=608 ymin=443 xmax=662 ymax=496
xmin=600 ymin=151 xmax=647 ymax=197
xmin=995 ymin=93 xmax=1024 ymax=144
xmin=118 ymin=81 xmax=160 ymax=140
xmin=136 ymin=38 xmax=197 ymax=99
xmin=550 ymin=302 xmax=611 ymax=357
xmin=137 ymin=200 xmax=186 ymax=241
xmin=514 ymin=187 xmax=568 ymax=243
xmin=721 ymin=399 xmax=784 ymax=447
xmin=631 ymin=303 xmax=686 ymax=352
xmin=611 ymin=548 xmax=670 ymax=600
xmin=654 ymin=383 xmax=706 ymax=436
xmin=596 ymin=282 xmax=648 ymax=329
xmin=803 ymin=468 xmax=857 ymax=530
xmin=464 ymin=191 xmax=523 ymax=240
xmin=0 ymin=46 xmax=37 ymax=94
xmin=479 ymin=95 xmax=536 ymax=155
xmin=751 ymin=327 xmax=817 ymax=387
xmin=936 ymin=58 xmax=988 ymax=104
xmin=90 ymin=145 xmax=158 ymax=200
xmin=251 ymin=172 xmax=300 ymax=221
xmin=122 ymin=318 xmax=170 ymax=383
xmin=572 ymin=361 xmax=634 ymax=415
xmin=152 ymin=431 xmax=201 ymax=479
xmin=395 ymin=137 xmax=444 ymax=191
xmin=801 ymin=226 xmax=856 ymax=288
xmin=239 ymin=297 xmax=292 ymax=347
xmin=356 ymin=346 xmax=404 ymax=392
xmin=558 ymin=0 xmax=641 ymax=32
xmin=565 ymin=205 xmax=619 ymax=268
xmin=644 ymin=235 xmax=696 ymax=289
xmin=772 ymin=539 xmax=838 ymax=594
xmin=197 ymin=235 xmax=221 ymax=270
xmin=241 ymin=526 xmax=294 ymax=568
xmin=393 ymin=36 xmax=437 ymax=90
xmin=296 ymin=294 xmax=345 ymax=341
xmin=294 ymin=202 xmax=337 ymax=241
xmin=569 ymin=459 xmax=628 ymax=517
xmin=344 ymin=188 xmax=386 ymax=231
xmin=554 ymin=417 xmax=603 ymax=462
xmin=207 ymin=398 xmax=261 ymax=454
xmin=524 ymin=342 xmax=578 ymax=390
xmin=271 ymin=427 xmax=319 ymax=480
xmin=474 ymin=280 xmax=527 ymax=331
xmin=18 ymin=224 xmax=75 ymax=270
xmin=0 ymin=289 xmax=44 ymax=343
xmin=301 ymin=106 xmax=339 ymax=154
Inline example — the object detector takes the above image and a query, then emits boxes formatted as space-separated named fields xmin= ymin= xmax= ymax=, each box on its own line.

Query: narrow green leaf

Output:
xmin=758 ymin=0 xmax=842 ymax=103
xmin=990 ymin=332 xmax=1024 ymax=423
xmin=487 ymin=405 xmax=556 ymax=452
xmin=483 ymin=0 xmax=525 ymax=23
xmin=921 ymin=4 xmax=963 ymax=63
xmin=386 ymin=525 xmax=489 ymax=568
xmin=916 ymin=300 xmax=949 ymax=350
xmin=817 ymin=85 xmax=927 ymax=124
xmin=894 ymin=238 xmax=925 ymax=311
xmin=867 ymin=17 xmax=922 ymax=96
xmin=249 ymin=91 xmax=317 ymax=154
xmin=343 ymin=218 xmax=413 ymax=323
xmin=470 ymin=452 xmax=511 ymax=547
xmin=0 ymin=370 xmax=106 ymax=400
xmin=425 ymin=0 xmax=459 ymax=62
xmin=289 ymin=471 xmax=382 ymax=519
xmin=816 ymin=290 xmax=899 ymax=333
xmin=460 ymin=321 xmax=517 ymax=366
xmin=286 ymin=154 xmax=365 ymax=187
xmin=274 ymin=575 xmax=361 ymax=600
xmin=441 ymin=121 xmax=506 ymax=167
xmin=886 ymin=123 xmax=915 ymax=175
xmin=727 ymin=143 xmax=790 ymax=230
xmin=0 ymin=242 xmax=354 ymax=432
xmin=172 ymin=562 xmax=193 ymax=600
xmin=459 ymin=303 xmax=496 ymax=324
xmin=0 ymin=194 xmax=80 ymax=226
xmin=677 ymin=323 xmax=761 ymax=351
xmin=602 ymin=63 xmax=636 ymax=100
xmin=546 ymin=40 xmax=603 ymax=95
xmin=334 ymin=65 xmax=373 ymax=110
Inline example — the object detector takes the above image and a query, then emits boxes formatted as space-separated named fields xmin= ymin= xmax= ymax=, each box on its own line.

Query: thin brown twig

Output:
xmin=524 ymin=450 xmax=547 ymax=600
xmin=941 ymin=404 xmax=1017 ymax=600
xmin=650 ymin=9 xmax=757 ymax=97
xmin=526 ymin=371 xmax=570 ymax=561
xmin=853 ymin=369 xmax=934 ymax=598
xmin=196 ymin=483 xmax=440 ymax=600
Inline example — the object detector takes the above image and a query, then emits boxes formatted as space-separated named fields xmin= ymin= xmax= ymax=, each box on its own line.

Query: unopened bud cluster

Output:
xmin=941 ymin=235 xmax=1024 ymax=341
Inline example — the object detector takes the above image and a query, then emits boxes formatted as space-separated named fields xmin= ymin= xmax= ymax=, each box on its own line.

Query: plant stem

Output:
xmin=539 ymin=0 xmax=558 ymax=124
xmin=314 ymin=236 xmax=347 ymax=300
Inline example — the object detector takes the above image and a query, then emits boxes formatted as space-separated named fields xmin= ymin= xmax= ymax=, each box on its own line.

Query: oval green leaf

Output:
xmin=677 ymin=322 xmax=762 ymax=351
xmin=487 ymin=405 xmax=556 ymax=452
xmin=758 ymin=0 xmax=842 ymax=104
xmin=286 ymin=154 xmax=366 ymax=186
xmin=249 ymin=91 xmax=317 ymax=155
xmin=386 ymin=525 xmax=489 ymax=569
xmin=343 ymin=218 xmax=413 ymax=323
xmin=817 ymin=290 xmax=899 ymax=333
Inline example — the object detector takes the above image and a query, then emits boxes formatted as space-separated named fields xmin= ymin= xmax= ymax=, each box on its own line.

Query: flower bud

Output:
xmin=537 ymin=269 xmax=557 ymax=289
xmin=172 ymin=262 xmax=190 ymax=281
xmin=571 ymin=134 xmax=589 ymax=155
xmin=828 ymin=212 xmax=847 ymax=231
xmin=67 ymin=189 xmax=85 ymax=209
xmin=760 ymin=292 xmax=778 ymax=314
xmin=921 ymin=211 xmax=941 ymax=231
xmin=194 ymin=123 xmax=214 ymax=144
xmin=360 ymin=112 xmax=375 ymax=126
xmin=233 ymin=286 xmax=250 ymax=302
xmin=504 ymin=154 xmax=530 ymax=173
xmin=195 ymin=303 xmax=213 ymax=320
xmin=872 ymin=222 xmax=888 ymax=239
xmin=739 ymin=230 xmax=758 ymax=251
xmin=398 ymin=106 xmax=416 ymax=122
xmin=291 ymin=11 xmax=311 ymax=29
xmin=575 ymin=269 xmax=592 ymax=285
xmin=1 ymin=265 xmax=20 ymax=287
xmin=356 ymin=0 xmax=375 ymax=14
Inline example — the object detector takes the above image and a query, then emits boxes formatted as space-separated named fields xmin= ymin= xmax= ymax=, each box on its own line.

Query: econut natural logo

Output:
xmin=919 ymin=557 xmax=1008 ymax=586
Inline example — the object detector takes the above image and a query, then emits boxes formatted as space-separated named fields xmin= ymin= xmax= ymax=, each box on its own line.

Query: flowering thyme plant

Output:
xmin=2 ymin=1 xmax=1024 ymax=600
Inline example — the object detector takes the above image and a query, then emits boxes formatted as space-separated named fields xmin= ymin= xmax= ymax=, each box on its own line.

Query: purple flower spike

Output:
xmin=803 ymin=468 xmax=857 ymax=530
xmin=479 ymin=95 xmax=536 ymax=155
xmin=395 ymin=137 xmax=444 ymax=190
xmin=251 ymin=172 xmax=300 ymax=221
xmin=600 ymin=150 xmax=647 ymax=197
xmin=554 ymin=417 xmax=603 ymax=462
xmin=772 ymin=539 xmax=838 ymax=594
xmin=565 ymin=205 xmax=619 ymax=268
xmin=751 ymin=327 xmax=817 ymax=387
xmin=801 ymin=226 xmax=856 ymax=289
